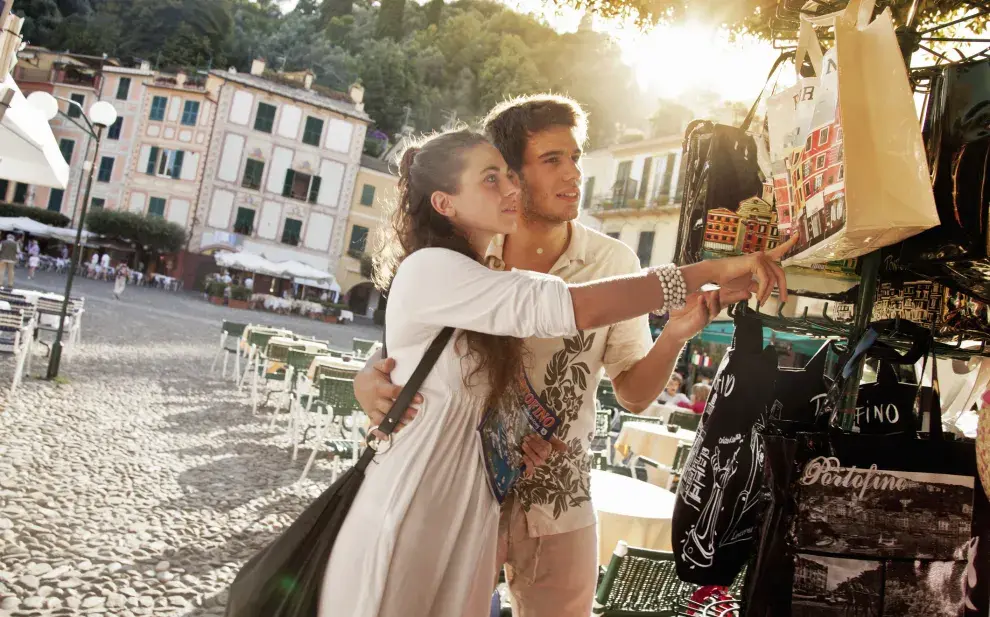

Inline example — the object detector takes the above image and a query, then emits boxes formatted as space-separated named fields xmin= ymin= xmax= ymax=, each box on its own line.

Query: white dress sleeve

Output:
xmin=388 ymin=248 xmax=577 ymax=339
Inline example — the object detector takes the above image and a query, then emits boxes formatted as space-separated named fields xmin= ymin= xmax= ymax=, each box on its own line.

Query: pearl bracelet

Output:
xmin=649 ymin=264 xmax=688 ymax=315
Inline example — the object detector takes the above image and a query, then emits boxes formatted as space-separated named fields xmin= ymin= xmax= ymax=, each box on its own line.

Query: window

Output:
xmin=254 ymin=102 xmax=276 ymax=133
xmin=638 ymin=157 xmax=653 ymax=201
xmin=107 ymin=117 xmax=123 ymax=140
xmin=582 ymin=177 xmax=595 ymax=210
xmin=613 ymin=160 xmax=632 ymax=208
xmin=349 ymin=225 xmax=369 ymax=257
xmin=815 ymin=154 xmax=826 ymax=170
xmin=0 ymin=179 xmax=8 ymax=201
xmin=281 ymin=218 xmax=302 ymax=246
xmin=657 ymin=153 xmax=677 ymax=201
xmin=12 ymin=183 xmax=28 ymax=204
xmin=241 ymin=159 xmax=264 ymax=190
xmin=68 ymin=93 xmax=85 ymax=118
xmin=818 ymin=126 xmax=830 ymax=146
xmin=148 ymin=197 xmax=166 ymax=218
xmin=673 ymin=166 xmax=685 ymax=200
xmin=97 ymin=156 xmax=114 ymax=182
xmin=90 ymin=198 xmax=105 ymax=210
xmin=234 ymin=207 xmax=255 ymax=235
xmin=302 ymin=116 xmax=324 ymax=146
xmin=149 ymin=96 xmax=167 ymax=121
xmin=116 ymin=77 xmax=131 ymax=101
xmin=58 ymin=139 xmax=75 ymax=164
xmin=181 ymin=100 xmax=200 ymax=126
xmin=359 ymin=184 xmax=375 ymax=206
xmin=146 ymin=147 xmax=185 ymax=179
xmin=47 ymin=189 xmax=64 ymax=212
xmin=636 ymin=231 xmax=654 ymax=267
xmin=281 ymin=169 xmax=320 ymax=203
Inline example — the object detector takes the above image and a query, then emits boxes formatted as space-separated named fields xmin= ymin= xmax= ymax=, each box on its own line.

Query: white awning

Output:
xmin=0 ymin=217 xmax=94 ymax=243
xmin=214 ymin=250 xmax=336 ymax=285
xmin=278 ymin=259 xmax=335 ymax=283
xmin=0 ymin=75 xmax=69 ymax=189
xmin=214 ymin=250 xmax=285 ymax=277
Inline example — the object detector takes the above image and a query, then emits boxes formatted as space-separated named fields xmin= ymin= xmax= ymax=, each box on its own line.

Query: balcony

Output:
xmin=588 ymin=195 xmax=682 ymax=219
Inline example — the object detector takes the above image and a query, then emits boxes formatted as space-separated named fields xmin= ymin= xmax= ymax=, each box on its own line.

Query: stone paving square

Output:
xmin=0 ymin=272 xmax=382 ymax=616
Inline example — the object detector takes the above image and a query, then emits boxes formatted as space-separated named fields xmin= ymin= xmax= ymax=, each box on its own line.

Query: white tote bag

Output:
xmin=767 ymin=0 xmax=939 ymax=266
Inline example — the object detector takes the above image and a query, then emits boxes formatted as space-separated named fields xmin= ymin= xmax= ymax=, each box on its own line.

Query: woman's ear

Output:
xmin=430 ymin=191 xmax=455 ymax=218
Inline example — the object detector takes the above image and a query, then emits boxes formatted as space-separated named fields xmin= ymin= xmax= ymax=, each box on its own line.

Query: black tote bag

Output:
xmin=673 ymin=312 xmax=779 ymax=586
xmin=745 ymin=334 xmax=990 ymax=617
xmin=224 ymin=326 xmax=454 ymax=617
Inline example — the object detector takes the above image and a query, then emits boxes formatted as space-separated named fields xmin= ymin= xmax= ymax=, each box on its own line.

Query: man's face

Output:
xmin=517 ymin=125 xmax=583 ymax=224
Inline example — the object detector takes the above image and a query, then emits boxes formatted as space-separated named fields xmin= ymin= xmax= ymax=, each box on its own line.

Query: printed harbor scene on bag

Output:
xmin=792 ymin=554 xmax=970 ymax=617
xmin=793 ymin=457 xmax=974 ymax=560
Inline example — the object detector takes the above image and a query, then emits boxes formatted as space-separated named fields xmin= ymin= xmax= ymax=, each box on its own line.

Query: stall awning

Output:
xmin=0 ymin=216 xmax=94 ymax=243
xmin=0 ymin=75 xmax=69 ymax=189
xmin=697 ymin=321 xmax=829 ymax=357
xmin=213 ymin=250 xmax=337 ymax=287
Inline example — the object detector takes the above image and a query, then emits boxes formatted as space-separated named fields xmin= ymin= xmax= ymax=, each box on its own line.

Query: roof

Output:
xmin=360 ymin=155 xmax=396 ymax=176
xmin=102 ymin=66 xmax=155 ymax=77
xmin=210 ymin=69 xmax=371 ymax=123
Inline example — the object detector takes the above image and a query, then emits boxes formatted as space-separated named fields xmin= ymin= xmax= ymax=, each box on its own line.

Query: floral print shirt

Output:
xmin=486 ymin=222 xmax=654 ymax=537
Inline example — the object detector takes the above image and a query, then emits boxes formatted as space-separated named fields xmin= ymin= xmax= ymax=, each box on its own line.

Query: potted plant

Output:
xmin=229 ymin=285 xmax=252 ymax=310
xmin=206 ymin=281 xmax=226 ymax=305
xmin=321 ymin=303 xmax=344 ymax=323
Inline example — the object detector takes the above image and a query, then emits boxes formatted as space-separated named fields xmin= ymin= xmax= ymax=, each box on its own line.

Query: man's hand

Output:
xmin=520 ymin=434 xmax=569 ymax=477
xmin=353 ymin=356 xmax=422 ymax=433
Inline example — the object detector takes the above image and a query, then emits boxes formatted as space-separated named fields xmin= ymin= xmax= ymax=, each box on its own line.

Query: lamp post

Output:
xmin=27 ymin=91 xmax=118 ymax=379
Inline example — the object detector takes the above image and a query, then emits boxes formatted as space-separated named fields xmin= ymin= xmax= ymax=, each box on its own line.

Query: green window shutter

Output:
xmin=171 ymin=150 xmax=185 ymax=179
xmin=147 ymin=146 xmax=160 ymax=175
xmin=308 ymin=176 xmax=321 ymax=203
xmin=282 ymin=169 xmax=295 ymax=197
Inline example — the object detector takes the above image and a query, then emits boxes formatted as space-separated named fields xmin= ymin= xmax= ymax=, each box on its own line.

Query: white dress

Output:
xmin=319 ymin=248 xmax=577 ymax=617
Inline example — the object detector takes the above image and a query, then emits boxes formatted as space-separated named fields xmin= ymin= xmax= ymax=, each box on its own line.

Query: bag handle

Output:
xmin=796 ymin=0 xmax=877 ymax=79
xmin=740 ymin=50 xmax=794 ymax=132
xmin=794 ymin=20 xmax=825 ymax=79
xmin=355 ymin=325 xmax=455 ymax=473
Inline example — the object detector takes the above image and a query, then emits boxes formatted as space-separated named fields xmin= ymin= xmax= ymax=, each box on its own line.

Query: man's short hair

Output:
xmin=481 ymin=94 xmax=588 ymax=172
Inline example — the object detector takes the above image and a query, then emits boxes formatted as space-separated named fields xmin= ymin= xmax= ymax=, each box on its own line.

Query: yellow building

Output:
xmin=335 ymin=155 xmax=396 ymax=317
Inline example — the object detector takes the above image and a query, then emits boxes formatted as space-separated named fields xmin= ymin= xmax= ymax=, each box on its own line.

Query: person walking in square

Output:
xmin=0 ymin=235 xmax=18 ymax=288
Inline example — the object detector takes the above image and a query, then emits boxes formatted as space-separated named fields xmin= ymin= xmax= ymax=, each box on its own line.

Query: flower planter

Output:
xmin=229 ymin=299 xmax=250 ymax=310
xmin=322 ymin=315 xmax=338 ymax=324
xmin=208 ymin=296 xmax=224 ymax=306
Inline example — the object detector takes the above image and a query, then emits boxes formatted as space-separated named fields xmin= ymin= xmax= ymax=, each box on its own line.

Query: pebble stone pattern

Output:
xmin=0 ymin=273 xmax=383 ymax=617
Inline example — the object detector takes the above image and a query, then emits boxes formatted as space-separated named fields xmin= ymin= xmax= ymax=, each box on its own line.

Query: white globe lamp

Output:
xmin=26 ymin=90 xmax=59 ymax=121
xmin=88 ymin=101 xmax=118 ymax=129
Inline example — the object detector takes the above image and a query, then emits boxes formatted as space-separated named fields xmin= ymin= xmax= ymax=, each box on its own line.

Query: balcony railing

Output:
xmin=588 ymin=195 xmax=682 ymax=216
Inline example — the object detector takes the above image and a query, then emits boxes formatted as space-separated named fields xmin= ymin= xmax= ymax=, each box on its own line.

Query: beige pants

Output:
xmin=496 ymin=495 xmax=599 ymax=617
xmin=0 ymin=261 xmax=14 ymax=287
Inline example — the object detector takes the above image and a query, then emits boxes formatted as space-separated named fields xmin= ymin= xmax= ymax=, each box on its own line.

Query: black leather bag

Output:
xmin=224 ymin=327 xmax=454 ymax=617
xmin=894 ymin=57 xmax=990 ymax=301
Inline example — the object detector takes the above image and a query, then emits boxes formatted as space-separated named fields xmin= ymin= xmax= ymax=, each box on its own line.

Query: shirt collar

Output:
xmin=485 ymin=221 xmax=589 ymax=273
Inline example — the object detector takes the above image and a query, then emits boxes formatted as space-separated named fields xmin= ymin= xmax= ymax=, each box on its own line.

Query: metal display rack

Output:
xmin=749 ymin=0 xmax=990 ymax=430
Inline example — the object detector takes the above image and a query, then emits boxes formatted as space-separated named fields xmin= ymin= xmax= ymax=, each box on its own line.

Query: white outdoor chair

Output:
xmin=210 ymin=320 xmax=248 ymax=380
xmin=0 ymin=308 xmax=35 ymax=396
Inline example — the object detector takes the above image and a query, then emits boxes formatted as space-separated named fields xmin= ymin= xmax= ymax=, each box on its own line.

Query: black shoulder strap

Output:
xmin=355 ymin=326 xmax=455 ymax=471
xmin=740 ymin=50 xmax=794 ymax=132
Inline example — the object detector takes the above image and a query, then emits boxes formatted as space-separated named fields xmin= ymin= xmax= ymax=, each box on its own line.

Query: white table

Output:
xmin=614 ymin=422 xmax=696 ymax=468
xmin=591 ymin=469 xmax=676 ymax=565
xmin=307 ymin=354 xmax=362 ymax=380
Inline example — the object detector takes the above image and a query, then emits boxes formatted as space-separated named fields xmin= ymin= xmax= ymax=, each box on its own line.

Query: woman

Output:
xmin=319 ymin=129 xmax=792 ymax=617
xmin=113 ymin=263 xmax=129 ymax=300
xmin=27 ymin=240 xmax=40 ymax=280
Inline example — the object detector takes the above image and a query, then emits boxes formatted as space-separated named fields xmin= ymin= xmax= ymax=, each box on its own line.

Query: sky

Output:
xmin=503 ymin=0 xmax=782 ymax=102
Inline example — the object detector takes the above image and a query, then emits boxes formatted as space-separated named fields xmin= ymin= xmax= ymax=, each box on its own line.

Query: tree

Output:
xmin=425 ymin=0 xmax=442 ymax=26
xmin=85 ymin=210 xmax=187 ymax=258
xmin=320 ymin=0 xmax=353 ymax=23
xmin=376 ymin=0 xmax=405 ymax=40
xmin=551 ymin=0 xmax=988 ymax=37
xmin=14 ymin=0 xmax=63 ymax=46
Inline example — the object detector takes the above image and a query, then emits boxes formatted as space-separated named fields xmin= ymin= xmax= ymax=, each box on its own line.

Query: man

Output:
xmin=354 ymin=95 xmax=774 ymax=616
xmin=659 ymin=372 xmax=690 ymax=406
xmin=0 ymin=234 xmax=17 ymax=288
xmin=244 ymin=275 xmax=254 ymax=291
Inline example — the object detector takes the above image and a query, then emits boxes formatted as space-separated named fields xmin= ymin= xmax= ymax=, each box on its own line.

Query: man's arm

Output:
xmin=611 ymin=289 xmax=724 ymax=413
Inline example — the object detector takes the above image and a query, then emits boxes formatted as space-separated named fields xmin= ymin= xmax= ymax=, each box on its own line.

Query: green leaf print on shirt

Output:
xmin=515 ymin=331 xmax=595 ymax=518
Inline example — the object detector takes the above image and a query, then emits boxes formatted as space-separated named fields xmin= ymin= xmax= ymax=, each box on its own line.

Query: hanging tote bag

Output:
xmin=766 ymin=0 xmax=939 ymax=267
xmin=223 ymin=326 xmax=454 ymax=617
xmin=672 ymin=312 xmax=779 ymax=585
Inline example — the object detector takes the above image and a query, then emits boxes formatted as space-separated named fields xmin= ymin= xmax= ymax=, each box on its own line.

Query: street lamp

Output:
xmin=27 ymin=91 xmax=118 ymax=379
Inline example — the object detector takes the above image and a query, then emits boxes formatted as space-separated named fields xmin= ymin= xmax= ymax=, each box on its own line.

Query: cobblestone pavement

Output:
xmin=0 ymin=271 xmax=383 ymax=616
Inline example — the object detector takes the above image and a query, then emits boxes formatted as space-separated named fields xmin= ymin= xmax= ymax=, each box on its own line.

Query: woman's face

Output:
xmin=440 ymin=142 xmax=520 ymax=237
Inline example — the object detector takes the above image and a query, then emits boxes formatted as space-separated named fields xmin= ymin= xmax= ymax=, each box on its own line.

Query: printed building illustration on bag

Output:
xmin=872 ymin=278 xmax=990 ymax=337
xmin=793 ymin=555 xmax=828 ymax=596
xmin=702 ymin=198 xmax=780 ymax=257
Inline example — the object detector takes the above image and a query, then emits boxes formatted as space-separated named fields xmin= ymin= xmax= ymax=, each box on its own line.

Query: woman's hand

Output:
xmin=520 ymin=434 xmax=568 ymax=477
